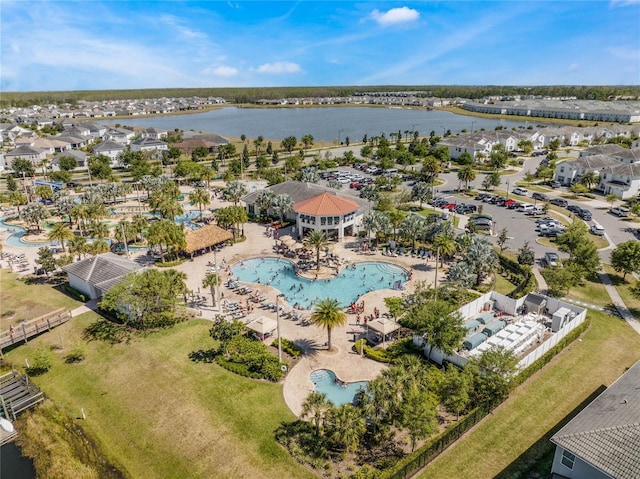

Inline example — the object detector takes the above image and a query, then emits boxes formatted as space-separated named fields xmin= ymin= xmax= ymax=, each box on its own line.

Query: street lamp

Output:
xmin=276 ymin=294 xmax=285 ymax=363
xmin=338 ymin=130 xmax=344 ymax=144
xmin=471 ymin=121 xmax=476 ymax=133
xmin=505 ymin=179 xmax=510 ymax=198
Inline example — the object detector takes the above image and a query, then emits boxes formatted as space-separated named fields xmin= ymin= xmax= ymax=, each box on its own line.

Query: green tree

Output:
xmin=223 ymin=180 xmax=247 ymax=206
xmin=300 ymin=134 xmax=314 ymax=149
xmin=11 ymin=158 xmax=35 ymax=177
xmin=580 ymin=170 xmax=599 ymax=190
xmin=57 ymin=155 xmax=78 ymax=172
xmin=99 ymin=269 xmax=187 ymax=329
xmin=410 ymin=181 xmax=432 ymax=208
xmin=456 ymin=151 xmax=474 ymax=165
xmin=281 ymin=136 xmax=297 ymax=153
xmin=400 ymin=388 xmax=438 ymax=451
xmin=326 ymin=404 xmax=366 ymax=452
xmin=517 ymin=140 xmax=534 ymax=154
xmin=311 ymin=298 xmax=347 ymax=351
xmin=606 ymin=193 xmax=620 ymax=207
xmin=465 ymin=235 xmax=498 ymax=286
xmin=497 ymin=227 xmax=509 ymax=252
xmin=5 ymin=174 xmax=18 ymax=192
xmin=68 ymin=235 xmax=87 ymax=260
xmin=88 ymin=154 xmax=113 ymax=181
xmin=255 ymin=190 xmax=276 ymax=219
xmin=272 ymin=193 xmax=293 ymax=224
xmin=214 ymin=205 xmax=247 ymax=240
xmin=47 ymin=222 xmax=74 ymax=252
xmin=301 ymin=392 xmax=333 ymax=437
xmin=440 ymin=366 xmax=471 ymax=419
xmin=610 ymin=240 xmax=640 ymax=280
xmin=303 ymin=230 xmax=331 ymax=271
xmin=384 ymin=297 xmax=404 ymax=322
xmin=35 ymin=247 xmax=56 ymax=276
xmin=403 ymin=299 xmax=465 ymax=360
xmin=20 ymin=202 xmax=49 ymax=232
xmin=202 ymin=272 xmax=222 ymax=307
xmin=189 ymin=188 xmax=210 ymax=219
xmin=146 ymin=219 xmax=186 ymax=262
xmin=517 ymin=241 xmax=535 ymax=265
xmin=490 ymin=144 xmax=508 ymax=169
xmin=399 ymin=214 xmax=425 ymax=249
xmin=9 ymin=191 xmax=28 ymax=213
xmin=457 ymin=164 xmax=477 ymax=189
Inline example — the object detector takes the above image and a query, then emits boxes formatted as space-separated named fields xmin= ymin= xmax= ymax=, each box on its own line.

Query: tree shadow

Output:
xmin=83 ymin=318 xmax=132 ymax=345
xmin=494 ymin=384 xmax=606 ymax=479
xmin=293 ymin=338 xmax=321 ymax=356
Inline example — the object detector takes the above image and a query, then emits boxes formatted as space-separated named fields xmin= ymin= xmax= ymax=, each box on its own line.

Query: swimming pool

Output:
xmin=231 ymin=257 xmax=407 ymax=308
xmin=309 ymin=369 xmax=367 ymax=406
xmin=0 ymin=216 xmax=56 ymax=248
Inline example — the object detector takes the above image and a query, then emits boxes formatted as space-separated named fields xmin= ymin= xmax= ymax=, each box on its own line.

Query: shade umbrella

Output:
xmin=246 ymin=316 xmax=277 ymax=340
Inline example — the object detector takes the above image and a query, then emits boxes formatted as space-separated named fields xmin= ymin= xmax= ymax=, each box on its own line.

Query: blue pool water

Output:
xmin=0 ymin=216 xmax=55 ymax=248
xmin=310 ymin=369 xmax=367 ymax=406
xmin=231 ymin=257 xmax=407 ymax=308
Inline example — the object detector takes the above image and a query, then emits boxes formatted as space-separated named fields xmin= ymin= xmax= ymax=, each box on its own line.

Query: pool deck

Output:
xmin=1 ymin=186 xmax=442 ymax=417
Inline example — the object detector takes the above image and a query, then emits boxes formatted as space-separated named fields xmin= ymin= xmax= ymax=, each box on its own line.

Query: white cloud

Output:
xmin=567 ymin=63 xmax=580 ymax=72
xmin=256 ymin=61 xmax=301 ymax=74
xmin=203 ymin=65 xmax=238 ymax=77
xmin=370 ymin=7 xmax=419 ymax=26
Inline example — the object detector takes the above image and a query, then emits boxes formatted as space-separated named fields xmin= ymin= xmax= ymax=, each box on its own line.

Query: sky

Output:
xmin=1 ymin=1 xmax=639 ymax=92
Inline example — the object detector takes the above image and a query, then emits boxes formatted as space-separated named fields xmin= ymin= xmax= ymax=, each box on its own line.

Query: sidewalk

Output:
xmin=598 ymin=270 xmax=640 ymax=334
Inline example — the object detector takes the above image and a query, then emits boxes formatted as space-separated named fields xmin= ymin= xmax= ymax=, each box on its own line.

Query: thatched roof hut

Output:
xmin=184 ymin=224 xmax=233 ymax=255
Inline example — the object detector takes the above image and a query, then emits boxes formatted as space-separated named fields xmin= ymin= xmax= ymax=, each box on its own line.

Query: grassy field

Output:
xmin=493 ymin=273 xmax=517 ymax=295
xmin=0 ymin=269 xmax=82 ymax=328
xmin=603 ymin=265 xmax=640 ymax=318
xmin=6 ymin=313 xmax=315 ymax=479
xmin=417 ymin=308 xmax=640 ymax=479
xmin=565 ymin=272 xmax=612 ymax=307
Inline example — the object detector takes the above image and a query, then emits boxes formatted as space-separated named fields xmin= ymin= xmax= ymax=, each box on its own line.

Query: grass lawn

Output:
xmin=6 ymin=313 xmax=315 ymax=479
xmin=603 ymin=265 xmax=640 ymax=318
xmin=417 ymin=308 xmax=640 ymax=479
xmin=513 ymin=182 xmax=552 ymax=193
xmin=565 ymin=273 xmax=612 ymax=307
xmin=0 ymin=269 xmax=82 ymax=327
xmin=493 ymin=273 xmax=517 ymax=295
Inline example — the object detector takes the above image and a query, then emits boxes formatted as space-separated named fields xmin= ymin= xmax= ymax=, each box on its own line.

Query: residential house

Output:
xmin=102 ymin=128 xmax=136 ymax=144
xmin=142 ymin=127 xmax=168 ymax=140
xmin=129 ymin=138 xmax=168 ymax=153
xmin=550 ymin=359 xmax=640 ymax=479
xmin=554 ymin=155 xmax=620 ymax=186
xmin=54 ymin=134 xmax=89 ymax=149
xmin=5 ymin=145 xmax=48 ymax=166
xmin=52 ymin=149 xmax=87 ymax=170
xmin=597 ymin=162 xmax=640 ymax=199
xmin=93 ymin=140 xmax=126 ymax=165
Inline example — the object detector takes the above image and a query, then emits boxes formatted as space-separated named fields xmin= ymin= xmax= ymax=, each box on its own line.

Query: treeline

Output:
xmin=2 ymin=85 xmax=639 ymax=108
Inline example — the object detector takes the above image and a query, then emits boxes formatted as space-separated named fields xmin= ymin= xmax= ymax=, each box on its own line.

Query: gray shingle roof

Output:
xmin=62 ymin=253 xmax=141 ymax=288
xmin=564 ymin=155 xmax=621 ymax=170
xmin=581 ymin=144 xmax=628 ymax=157
xmin=94 ymin=140 xmax=125 ymax=152
xmin=551 ymin=360 xmax=640 ymax=479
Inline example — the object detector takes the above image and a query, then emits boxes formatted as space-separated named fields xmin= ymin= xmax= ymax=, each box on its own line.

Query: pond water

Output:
xmin=231 ymin=257 xmax=407 ymax=309
xmin=100 ymin=106 xmax=531 ymax=142
xmin=1 ymin=443 xmax=36 ymax=479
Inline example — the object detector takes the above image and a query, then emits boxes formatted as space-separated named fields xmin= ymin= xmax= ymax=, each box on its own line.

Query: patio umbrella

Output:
xmin=246 ymin=316 xmax=277 ymax=339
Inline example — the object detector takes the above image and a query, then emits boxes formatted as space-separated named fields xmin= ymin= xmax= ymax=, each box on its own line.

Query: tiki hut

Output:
xmin=184 ymin=225 xmax=233 ymax=257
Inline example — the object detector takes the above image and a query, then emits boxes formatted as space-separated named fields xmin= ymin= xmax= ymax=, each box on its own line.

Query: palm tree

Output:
xmin=131 ymin=214 xmax=148 ymax=242
xmin=189 ymin=188 xmax=210 ymax=219
xmin=88 ymin=221 xmax=110 ymax=241
xmin=223 ymin=180 xmax=247 ymax=206
xmin=70 ymin=203 xmax=88 ymax=235
xmin=301 ymin=392 xmax=333 ymax=437
xmin=580 ymin=170 xmax=599 ymax=190
xmin=89 ymin=239 xmax=110 ymax=255
xmin=387 ymin=209 xmax=407 ymax=241
xmin=457 ymin=164 xmax=477 ymax=189
xmin=311 ymin=298 xmax=347 ymax=351
xmin=202 ymin=272 xmax=221 ymax=307
xmin=466 ymin=235 xmax=498 ymax=286
xmin=433 ymin=233 xmax=456 ymax=266
xmin=303 ymin=230 xmax=330 ymax=271
xmin=68 ymin=235 xmax=87 ymax=260
xmin=255 ymin=190 xmax=276 ymax=219
xmin=326 ymin=404 xmax=366 ymax=452
xmin=272 ymin=193 xmax=293 ymax=224
xmin=47 ymin=222 xmax=74 ymax=252
xmin=399 ymin=214 xmax=425 ymax=249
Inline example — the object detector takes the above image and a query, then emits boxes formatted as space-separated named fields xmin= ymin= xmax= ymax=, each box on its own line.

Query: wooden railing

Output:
xmin=0 ymin=308 xmax=71 ymax=351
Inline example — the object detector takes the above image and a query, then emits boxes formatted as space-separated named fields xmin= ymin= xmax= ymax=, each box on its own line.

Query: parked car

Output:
xmin=532 ymin=192 xmax=549 ymax=202
xmin=517 ymin=204 xmax=535 ymax=213
xmin=539 ymin=227 xmax=565 ymax=238
xmin=525 ymin=206 xmax=545 ymax=216
xmin=577 ymin=208 xmax=592 ymax=221
xmin=567 ymin=205 xmax=582 ymax=214
xmin=610 ymin=206 xmax=630 ymax=217
xmin=506 ymin=201 xmax=522 ymax=210
xmin=544 ymin=252 xmax=560 ymax=267
xmin=590 ymin=224 xmax=605 ymax=236
xmin=475 ymin=193 xmax=491 ymax=202
xmin=512 ymin=187 xmax=529 ymax=196
xmin=550 ymin=198 xmax=568 ymax=207
xmin=548 ymin=180 xmax=561 ymax=188
xmin=441 ymin=203 xmax=456 ymax=211
xmin=66 ymin=181 xmax=80 ymax=188
xmin=39 ymin=198 xmax=53 ymax=205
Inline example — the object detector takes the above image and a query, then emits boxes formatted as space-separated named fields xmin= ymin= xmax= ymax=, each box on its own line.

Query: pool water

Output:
xmin=232 ymin=257 xmax=407 ymax=308
xmin=310 ymin=369 xmax=367 ymax=406
xmin=0 ymin=216 xmax=55 ymax=248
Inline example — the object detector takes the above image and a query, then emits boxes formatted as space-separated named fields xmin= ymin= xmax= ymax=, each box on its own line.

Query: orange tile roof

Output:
xmin=293 ymin=193 xmax=359 ymax=216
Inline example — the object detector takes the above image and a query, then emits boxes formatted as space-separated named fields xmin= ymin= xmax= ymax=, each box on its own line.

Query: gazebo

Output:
xmin=367 ymin=318 xmax=401 ymax=346
xmin=184 ymin=225 xmax=233 ymax=258
xmin=293 ymin=192 xmax=361 ymax=241
xmin=246 ymin=316 xmax=277 ymax=340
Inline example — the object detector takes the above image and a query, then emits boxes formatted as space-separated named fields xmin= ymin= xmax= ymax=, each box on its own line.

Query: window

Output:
xmin=561 ymin=450 xmax=575 ymax=469
xmin=321 ymin=217 xmax=326 ymax=226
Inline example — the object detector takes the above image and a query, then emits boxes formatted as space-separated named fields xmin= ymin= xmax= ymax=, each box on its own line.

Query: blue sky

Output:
xmin=2 ymin=1 xmax=639 ymax=92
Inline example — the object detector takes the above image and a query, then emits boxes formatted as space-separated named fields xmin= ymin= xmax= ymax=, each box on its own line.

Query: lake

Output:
xmin=100 ymin=106 xmax=532 ymax=142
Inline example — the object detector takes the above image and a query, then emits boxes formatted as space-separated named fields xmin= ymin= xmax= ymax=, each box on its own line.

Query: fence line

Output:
xmin=0 ymin=308 xmax=71 ymax=351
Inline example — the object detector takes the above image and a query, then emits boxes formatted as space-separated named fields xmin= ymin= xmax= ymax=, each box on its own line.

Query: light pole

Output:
xmin=471 ymin=121 xmax=476 ymax=133
xmin=338 ymin=130 xmax=344 ymax=144
xmin=505 ymin=179 xmax=510 ymax=198
xmin=276 ymin=293 xmax=285 ymax=363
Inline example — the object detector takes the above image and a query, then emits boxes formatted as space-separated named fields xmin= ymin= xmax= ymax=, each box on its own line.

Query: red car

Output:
xmin=441 ymin=202 xmax=456 ymax=210
xmin=503 ymin=199 xmax=516 ymax=207
xmin=350 ymin=182 xmax=361 ymax=189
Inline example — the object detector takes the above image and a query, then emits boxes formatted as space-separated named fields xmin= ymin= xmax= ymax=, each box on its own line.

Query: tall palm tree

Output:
xmin=326 ymin=404 xmax=366 ymax=452
xmin=399 ymin=214 xmax=425 ymax=249
xmin=131 ymin=214 xmax=148 ymax=242
xmin=70 ymin=203 xmax=88 ymax=235
xmin=311 ymin=298 xmax=346 ymax=351
xmin=272 ymin=193 xmax=293 ymax=224
xmin=189 ymin=188 xmax=210 ymax=219
xmin=255 ymin=190 xmax=276 ymax=219
xmin=68 ymin=235 xmax=87 ymax=260
xmin=457 ymin=164 xmax=477 ymax=189
xmin=223 ymin=180 xmax=247 ymax=206
xmin=580 ymin=170 xmax=599 ymax=190
xmin=89 ymin=239 xmax=110 ymax=255
xmin=466 ymin=235 xmax=498 ymax=286
xmin=387 ymin=209 xmax=407 ymax=241
xmin=47 ymin=222 xmax=74 ymax=252
xmin=433 ymin=233 xmax=456 ymax=266
xmin=303 ymin=230 xmax=330 ymax=271
xmin=88 ymin=221 xmax=110 ymax=241
xmin=202 ymin=272 xmax=221 ymax=307
xmin=301 ymin=392 xmax=333 ymax=437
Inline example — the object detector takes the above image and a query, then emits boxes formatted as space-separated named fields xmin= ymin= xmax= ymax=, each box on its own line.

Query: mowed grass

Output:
xmin=493 ymin=273 xmax=517 ymax=296
xmin=417 ymin=308 xmax=640 ymax=479
xmin=0 ymin=269 xmax=82 ymax=326
xmin=6 ymin=313 xmax=315 ymax=479
xmin=565 ymin=272 xmax=612 ymax=307
xmin=603 ymin=265 xmax=640 ymax=318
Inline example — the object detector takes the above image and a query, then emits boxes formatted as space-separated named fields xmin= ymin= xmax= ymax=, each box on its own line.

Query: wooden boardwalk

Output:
xmin=0 ymin=308 xmax=71 ymax=351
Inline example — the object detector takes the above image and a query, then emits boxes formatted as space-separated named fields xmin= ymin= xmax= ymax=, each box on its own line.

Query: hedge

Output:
xmin=271 ymin=338 xmax=304 ymax=358
xmin=64 ymin=284 xmax=88 ymax=302
xmin=497 ymin=253 xmax=536 ymax=299
xmin=352 ymin=339 xmax=393 ymax=363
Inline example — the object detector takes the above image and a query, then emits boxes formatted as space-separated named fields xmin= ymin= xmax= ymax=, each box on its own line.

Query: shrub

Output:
xmin=64 ymin=344 xmax=87 ymax=363
xmin=271 ymin=338 xmax=304 ymax=358
xmin=27 ymin=345 xmax=53 ymax=375
xmin=155 ymin=259 xmax=186 ymax=268
xmin=64 ymin=284 xmax=87 ymax=302
xmin=352 ymin=340 xmax=393 ymax=363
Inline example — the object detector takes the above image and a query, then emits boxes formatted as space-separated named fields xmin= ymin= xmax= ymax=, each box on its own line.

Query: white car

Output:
xmin=590 ymin=224 xmax=605 ymax=236
xmin=512 ymin=187 xmax=529 ymax=196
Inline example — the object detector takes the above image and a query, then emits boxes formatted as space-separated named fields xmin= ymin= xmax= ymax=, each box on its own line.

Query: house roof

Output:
xmin=94 ymin=140 xmax=125 ymax=152
xmin=184 ymin=224 xmax=233 ymax=254
xmin=551 ymin=360 xmax=640 ymax=479
xmin=581 ymin=144 xmax=628 ymax=157
xmin=293 ymin=192 xmax=359 ymax=216
xmin=562 ymin=155 xmax=621 ymax=170
xmin=53 ymin=150 xmax=87 ymax=161
xmin=6 ymin=145 xmax=45 ymax=157
xmin=62 ymin=253 xmax=141 ymax=290
xmin=603 ymin=162 xmax=640 ymax=179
